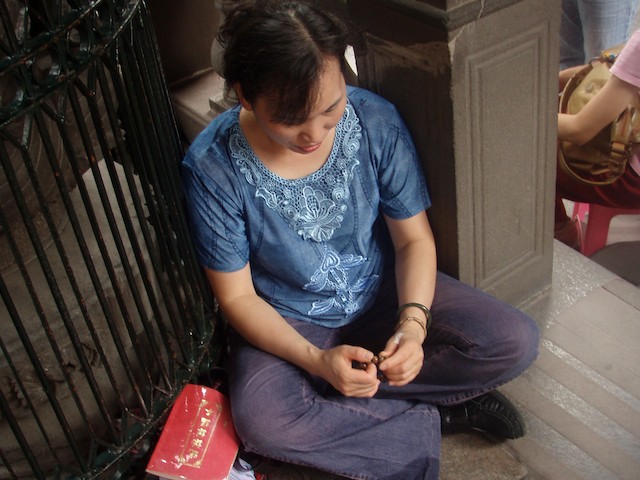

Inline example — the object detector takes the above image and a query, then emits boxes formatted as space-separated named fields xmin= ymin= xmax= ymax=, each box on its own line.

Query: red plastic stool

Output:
xmin=572 ymin=203 xmax=640 ymax=256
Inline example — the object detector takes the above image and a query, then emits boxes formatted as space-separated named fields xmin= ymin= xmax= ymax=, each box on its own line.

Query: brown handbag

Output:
xmin=558 ymin=44 xmax=640 ymax=186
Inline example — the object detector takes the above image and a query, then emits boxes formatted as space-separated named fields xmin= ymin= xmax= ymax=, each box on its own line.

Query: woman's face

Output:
xmin=243 ymin=56 xmax=347 ymax=156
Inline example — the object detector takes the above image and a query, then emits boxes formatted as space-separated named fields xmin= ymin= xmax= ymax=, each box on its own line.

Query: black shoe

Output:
xmin=438 ymin=390 xmax=525 ymax=439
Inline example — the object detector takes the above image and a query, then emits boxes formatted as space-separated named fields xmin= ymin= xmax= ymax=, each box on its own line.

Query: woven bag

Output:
xmin=558 ymin=44 xmax=640 ymax=185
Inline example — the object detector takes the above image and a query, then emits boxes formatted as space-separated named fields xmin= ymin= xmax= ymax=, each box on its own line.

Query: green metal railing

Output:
xmin=0 ymin=1 xmax=219 ymax=477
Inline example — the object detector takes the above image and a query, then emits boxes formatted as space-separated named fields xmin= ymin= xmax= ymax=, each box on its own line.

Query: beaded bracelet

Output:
xmin=396 ymin=302 xmax=433 ymax=329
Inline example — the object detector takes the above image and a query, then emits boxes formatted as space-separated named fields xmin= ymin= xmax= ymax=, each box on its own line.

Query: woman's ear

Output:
xmin=234 ymin=84 xmax=253 ymax=111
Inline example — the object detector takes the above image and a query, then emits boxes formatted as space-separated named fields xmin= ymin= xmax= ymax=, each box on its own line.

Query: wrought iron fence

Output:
xmin=0 ymin=0 xmax=219 ymax=477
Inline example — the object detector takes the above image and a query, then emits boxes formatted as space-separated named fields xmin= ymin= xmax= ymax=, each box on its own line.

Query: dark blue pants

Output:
xmin=228 ymin=272 xmax=539 ymax=480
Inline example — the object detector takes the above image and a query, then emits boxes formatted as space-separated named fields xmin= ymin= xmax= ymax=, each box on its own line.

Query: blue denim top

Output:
xmin=182 ymin=87 xmax=431 ymax=327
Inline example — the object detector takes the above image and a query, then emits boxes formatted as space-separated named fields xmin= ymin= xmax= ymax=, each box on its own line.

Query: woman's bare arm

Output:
xmin=206 ymin=264 xmax=380 ymax=396
xmin=558 ymin=74 xmax=638 ymax=145
xmin=377 ymin=210 xmax=437 ymax=385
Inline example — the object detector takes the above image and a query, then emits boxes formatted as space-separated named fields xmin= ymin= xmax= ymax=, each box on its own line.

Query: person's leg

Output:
xmin=227 ymin=323 xmax=441 ymax=480
xmin=228 ymin=271 xmax=538 ymax=477
xmin=560 ymin=0 xmax=586 ymax=69
xmin=364 ymin=272 xmax=539 ymax=404
xmin=554 ymin=191 xmax=582 ymax=250
xmin=346 ymin=271 xmax=539 ymax=438
xmin=579 ymin=0 xmax=638 ymax=61
xmin=556 ymin=165 xmax=640 ymax=210
xmin=555 ymin=163 xmax=640 ymax=248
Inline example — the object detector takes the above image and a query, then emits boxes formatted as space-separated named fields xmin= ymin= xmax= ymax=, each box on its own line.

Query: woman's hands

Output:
xmin=377 ymin=327 xmax=425 ymax=386
xmin=316 ymin=321 xmax=426 ymax=396
xmin=559 ymin=65 xmax=584 ymax=92
xmin=316 ymin=345 xmax=381 ymax=397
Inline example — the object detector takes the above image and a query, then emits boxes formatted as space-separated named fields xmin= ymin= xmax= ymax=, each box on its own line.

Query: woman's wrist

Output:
xmin=395 ymin=302 xmax=432 ymax=342
xmin=299 ymin=343 xmax=325 ymax=377
xmin=395 ymin=315 xmax=426 ymax=342
xmin=396 ymin=303 xmax=432 ymax=327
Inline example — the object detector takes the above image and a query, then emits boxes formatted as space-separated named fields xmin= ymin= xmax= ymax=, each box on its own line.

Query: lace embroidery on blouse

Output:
xmin=230 ymin=102 xmax=362 ymax=242
xmin=303 ymin=245 xmax=379 ymax=317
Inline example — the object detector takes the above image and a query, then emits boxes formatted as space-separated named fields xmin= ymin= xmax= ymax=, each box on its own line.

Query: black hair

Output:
xmin=217 ymin=0 xmax=349 ymax=125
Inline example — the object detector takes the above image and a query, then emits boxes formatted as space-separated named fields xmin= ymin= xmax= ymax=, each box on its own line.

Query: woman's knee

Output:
xmin=230 ymin=388 xmax=320 ymax=457
xmin=490 ymin=309 xmax=539 ymax=371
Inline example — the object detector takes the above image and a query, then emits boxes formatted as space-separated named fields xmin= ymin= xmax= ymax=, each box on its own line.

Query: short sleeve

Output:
xmin=610 ymin=30 xmax=640 ymax=88
xmin=348 ymin=88 xmax=431 ymax=219
xmin=377 ymin=121 xmax=431 ymax=219
xmin=181 ymin=119 xmax=250 ymax=273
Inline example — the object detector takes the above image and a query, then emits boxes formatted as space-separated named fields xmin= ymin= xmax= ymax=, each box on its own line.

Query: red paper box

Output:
xmin=146 ymin=384 xmax=240 ymax=480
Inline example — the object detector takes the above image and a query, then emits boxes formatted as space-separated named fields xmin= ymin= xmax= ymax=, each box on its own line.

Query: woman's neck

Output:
xmin=239 ymin=108 xmax=336 ymax=180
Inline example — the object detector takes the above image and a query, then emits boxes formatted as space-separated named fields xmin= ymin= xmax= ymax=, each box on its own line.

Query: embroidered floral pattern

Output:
xmin=231 ymin=102 xmax=362 ymax=242
xmin=304 ymin=246 xmax=378 ymax=316
xmin=297 ymin=187 xmax=346 ymax=241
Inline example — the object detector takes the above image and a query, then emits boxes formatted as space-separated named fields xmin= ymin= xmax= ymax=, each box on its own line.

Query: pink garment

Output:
xmin=610 ymin=30 xmax=640 ymax=175
xmin=610 ymin=30 xmax=640 ymax=87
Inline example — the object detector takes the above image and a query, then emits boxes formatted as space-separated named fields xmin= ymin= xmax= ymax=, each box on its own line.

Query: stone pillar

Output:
xmin=348 ymin=0 xmax=561 ymax=307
